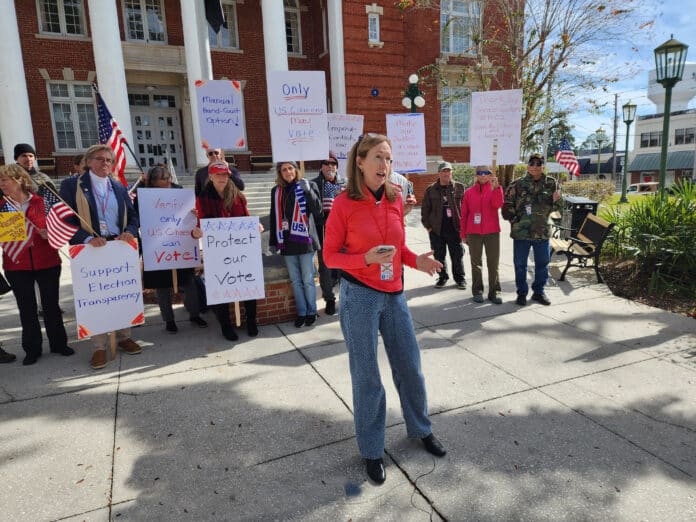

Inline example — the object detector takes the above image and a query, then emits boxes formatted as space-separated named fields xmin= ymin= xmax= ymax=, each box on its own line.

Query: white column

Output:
xmin=261 ymin=0 xmax=289 ymax=74
xmin=181 ymin=0 xmax=211 ymax=167
xmin=195 ymin=0 xmax=213 ymax=80
xmin=0 ymin=0 xmax=35 ymax=152
xmin=87 ymin=0 xmax=134 ymax=167
xmin=327 ymin=0 xmax=346 ymax=113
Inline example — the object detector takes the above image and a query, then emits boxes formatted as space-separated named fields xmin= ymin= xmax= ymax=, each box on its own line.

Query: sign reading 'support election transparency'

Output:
xmin=199 ymin=216 xmax=265 ymax=305
xmin=386 ymin=113 xmax=427 ymax=173
xmin=0 ymin=211 xmax=27 ymax=242
xmin=69 ymin=240 xmax=145 ymax=339
xmin=267 ymin=70 xmax=329 ymax=162
xmin=137 ymin=188 xmax=201 ymax=272
xmin=195 ymin=79 xmax=247 ymax=150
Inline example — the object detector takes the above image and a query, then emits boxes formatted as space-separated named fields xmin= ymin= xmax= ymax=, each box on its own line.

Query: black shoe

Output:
xmin=434 ymin=278 xmax=447 ymax=288
xmin=221 ymin=324 xmax=238 ymax=341
xmin=22 ymin=353 xmax=41 ymax=366
xmin=325 ymin=300 xmax=336 ymax=315
xmin=189 ymin=316 xmax=208 ymax=328
xmin=247 ymin=321 xmax=258 ymax=337
xmin=455 ymin=280 xmax=467 ymax=290
xmin=294 ymin=316 xmax=305 ymax=328
xmin=50 ymin=346 xmax=75 ymax=356
xmin=304 ymin=314 xmax=317 ymax=327
xmin=0 ymin=347 xmax=16 ymax=363
xmin=422 ymin=434 xmax=447 ymax=457
xmin=531 ymin=293 xmax=551 ymax=305
xmin=516 ymin=294 xmax=527 ymax=306
xmin=365 ymin=458 xmax=386 ymax=484
xmin=165 ymin=320 xmax=178 ymax=333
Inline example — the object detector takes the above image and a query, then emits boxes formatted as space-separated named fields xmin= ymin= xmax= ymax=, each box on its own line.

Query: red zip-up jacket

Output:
xmin=323 ymin=188 xmax=417 ymax=293
xmin=2 ymin=193 xmax=61 ymax=272
xmin=459 ymin=181 xmax=504 ymax=241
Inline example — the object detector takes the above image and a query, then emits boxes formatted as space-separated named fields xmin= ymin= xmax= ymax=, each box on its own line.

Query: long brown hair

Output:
xmin=345 ymin=133 xmax=397 ymax=202
xmin=0 ymin=164 xmax=33 ymax=193
xmin=206 ymin=177 xmax=246 ymax=211
xmin=275 ymin=161 xmax=303 ymax=187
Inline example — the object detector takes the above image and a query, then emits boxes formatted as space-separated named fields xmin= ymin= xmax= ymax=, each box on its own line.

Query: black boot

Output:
xmin=214 ymin=304 xmax=238 ymax=341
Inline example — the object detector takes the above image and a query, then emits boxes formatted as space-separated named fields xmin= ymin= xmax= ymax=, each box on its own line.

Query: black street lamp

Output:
xmin=402 ymin=74 xmax=425 ymax=113
xmin=654 ymin=35 xmax=689 ymax=197
xmin=619 ymin=102 xmax=637 ymax=204
xmin=595 ymin=127 xmax=606 ymax=176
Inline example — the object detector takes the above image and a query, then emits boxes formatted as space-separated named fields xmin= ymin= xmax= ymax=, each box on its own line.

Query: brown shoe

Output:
xmin=117 ymin=338 xmax=142 ymax=355
xmin=90 ymin=349 xmax=107 ymax=370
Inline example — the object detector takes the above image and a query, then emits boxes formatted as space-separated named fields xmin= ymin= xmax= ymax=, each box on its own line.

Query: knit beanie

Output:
xmin=14 ymin=143 xmax=36 ymax=160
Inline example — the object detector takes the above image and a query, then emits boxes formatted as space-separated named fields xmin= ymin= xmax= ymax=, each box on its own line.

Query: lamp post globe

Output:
xmin=596 ymin=127 xmax=606 ymax=176
xmin=403 ymin=73 xmax=425 ymax=113
xmin=654 ymin=35 xmax=689 ymax=197
xmin=619 ymin=102 xmax=637 ymax=204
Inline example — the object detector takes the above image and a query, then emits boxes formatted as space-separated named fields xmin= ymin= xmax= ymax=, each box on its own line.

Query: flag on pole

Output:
xmin=46 ymin=202 xmax=79 ymax=250
xmin=555 ymin=137 xmax=580 ymax=177
xmin=96 ymin=91 xmax=128 ymax=187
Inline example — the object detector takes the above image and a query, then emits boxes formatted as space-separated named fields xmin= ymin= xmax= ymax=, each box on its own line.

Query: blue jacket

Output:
xmin=58 ymin=172 xmax=139 ymax=245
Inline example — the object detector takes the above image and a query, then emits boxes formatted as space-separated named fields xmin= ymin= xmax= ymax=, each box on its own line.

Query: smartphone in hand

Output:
xmin=376 ymin=245 xmax=396 ymax=254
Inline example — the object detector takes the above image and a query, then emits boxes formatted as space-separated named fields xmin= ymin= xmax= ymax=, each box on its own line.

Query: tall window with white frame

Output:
xmin=208 ymin=1 xmax=240 ymax=50
xmin=440 ymin=0 xmax=480 ymax=55
xmin=123 ymin=0 xmax=166 ymax=43
xmin=368 ymin=13 xmax=380 ymax=44
xmin=38 ymin=0 xmax=86 ymax=36
xmin=48 ymin=82 xmax=99 ymax=151
xmin=441 ymin=86 xmax=470 ymax=145
xmin=284 ymin=0 xmax=302 ymax=54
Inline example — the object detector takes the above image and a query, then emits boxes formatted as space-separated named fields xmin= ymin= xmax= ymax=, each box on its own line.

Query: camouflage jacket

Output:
xmin=502 ymin=173 xmax=562 ymax=240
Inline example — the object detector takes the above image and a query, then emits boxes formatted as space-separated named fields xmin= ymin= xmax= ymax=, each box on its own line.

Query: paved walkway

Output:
xmin=0 ymin=210 xmax=694 ymax=521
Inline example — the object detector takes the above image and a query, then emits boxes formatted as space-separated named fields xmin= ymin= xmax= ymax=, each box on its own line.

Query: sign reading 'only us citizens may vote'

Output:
xmin=195 ymin=79 xmax=247 ymax=150
xmin=267 ymin=70 xmax=329 ymax=162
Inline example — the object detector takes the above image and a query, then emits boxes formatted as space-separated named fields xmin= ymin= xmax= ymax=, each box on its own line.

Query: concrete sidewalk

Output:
xmin=0 ymin=209 xmax=694 ymax=521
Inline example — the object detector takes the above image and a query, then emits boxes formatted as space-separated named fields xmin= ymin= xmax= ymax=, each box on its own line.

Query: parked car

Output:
xmin=627 ymin=182 xmax=659 ymax=195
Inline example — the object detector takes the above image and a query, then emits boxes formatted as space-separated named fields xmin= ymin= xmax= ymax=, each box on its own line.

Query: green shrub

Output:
xmin=601 ymin=180 xmax=696 ymax=296
xmin=561 ymin=180 xmax=615 ymax=203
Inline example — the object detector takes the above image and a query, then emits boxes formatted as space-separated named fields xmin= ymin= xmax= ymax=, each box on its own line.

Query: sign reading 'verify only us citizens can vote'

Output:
xmin=69 ymin=240 xmax=145 ymax=339
xmin=199 ymin=216 xmax=265 ymax=305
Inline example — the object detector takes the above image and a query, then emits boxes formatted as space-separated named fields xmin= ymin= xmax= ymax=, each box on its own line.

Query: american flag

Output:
xmin=96 ymin=91 xmax=128 ymax=187
xmin=0 ymin=198 xmax=35 ymax=264
xmin=46 ymin=202 xmax=79 ymax=250
xmin=555 ymin=138 xmax=580 ymax=177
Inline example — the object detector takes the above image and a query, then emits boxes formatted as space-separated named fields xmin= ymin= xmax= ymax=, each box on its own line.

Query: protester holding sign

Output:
xmin=193 ymin=162 xmax=259 ymax=339
xmin=0 ymin=164 xmax=74 ymax=365
xmin=135 ymin=166 xmax=207 ymax=334
xmin=322 ymin=133 xmax=446 ymax=485
xmin=269 ymin=162 xmax=322 ymax=328
xmin=59 ymin=144 xmax=142 ymax=370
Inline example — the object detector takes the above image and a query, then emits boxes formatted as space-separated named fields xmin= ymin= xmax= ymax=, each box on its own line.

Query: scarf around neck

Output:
xmin=275 ymin=181 xmax=311 ymax=250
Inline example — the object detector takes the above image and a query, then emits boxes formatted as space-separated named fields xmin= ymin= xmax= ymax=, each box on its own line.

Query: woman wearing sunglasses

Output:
xmin=460 ymin=166 xmax=504 ymax=304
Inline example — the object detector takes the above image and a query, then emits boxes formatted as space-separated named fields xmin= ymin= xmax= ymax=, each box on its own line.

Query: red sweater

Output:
xmin=323 ymin=189 xmax=417 ymax=293
xmin=2 ymin=193 xmax=61 ymax=272
xmin=459 ymin=182 xmax=504 ymax=240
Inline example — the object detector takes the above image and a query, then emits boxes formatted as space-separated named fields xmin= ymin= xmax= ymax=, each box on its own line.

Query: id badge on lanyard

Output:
xmin=380 ymin=262 xmax=394 ymax=281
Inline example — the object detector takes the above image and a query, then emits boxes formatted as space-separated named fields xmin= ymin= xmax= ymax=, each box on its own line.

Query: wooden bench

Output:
xmin=224 ymin=154 xmax=237 ymax=168
xmin=550 ymin=213 xmax=615 ymax=283
xmin=250 ymin=155 xmax=273 ymax=171
xmin=37 ymin=157 xmax=56 ymax=174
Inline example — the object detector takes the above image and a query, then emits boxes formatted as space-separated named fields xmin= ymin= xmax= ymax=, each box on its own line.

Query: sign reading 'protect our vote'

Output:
xmin=267 ymin=70 xmax=329 ymax=162
xmin=195 ymin=79 xmax=247 ymax=150
xmin=69 ymin=240 xmax=145 ymax=339
xmin=199 ymin=217 xmax=265 ymax=305
xmin=386 ymin=113 xmax=427 ymax=173
xmin=137 ymin=188 xmax=201 ymax=272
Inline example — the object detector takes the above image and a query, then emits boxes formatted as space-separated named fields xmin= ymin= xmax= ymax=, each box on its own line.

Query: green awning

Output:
xmin=629 ymin=150 xmax=695 ymax=171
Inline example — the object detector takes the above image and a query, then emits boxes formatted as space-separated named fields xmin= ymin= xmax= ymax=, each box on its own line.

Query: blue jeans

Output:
xmin=284 ymin=253 xmax=317 ymax=316
xmin=339 ymin=279 xmax=432 ymax=459
xmin=513 ymin=239 xmax=550 ymax=296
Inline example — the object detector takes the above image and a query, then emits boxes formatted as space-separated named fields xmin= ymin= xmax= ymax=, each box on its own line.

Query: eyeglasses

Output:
xmin=207 ymin=150 xmax=222 ymax=157
xmin=476 ymin=170 xmax=492 ymax=176
xmin=322 ymin=161 xmax=338 ymax=166
xmin=528 ymin=161 xmax=544 ymax=167
xmin=91 ymin=157 xmax=114 ymax=164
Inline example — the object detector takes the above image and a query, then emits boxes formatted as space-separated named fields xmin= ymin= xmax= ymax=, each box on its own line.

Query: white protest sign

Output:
xmin=469 ymin=89 xmax=522 ymax=166
xmin=267 ymin=70 xmax=329 ymax=162
xmin=137 ymin=188 xmax=201 ymax=271
xmin=69 ymin=240 xmax=145 ymax=339
xmin=195 ymin=79 xmax=247 ymax=149
xmin=386 ymin=113 xmax=427 ymax=173
xmin=327 ymin=113 xmax=363 ymax=178
xmin=200 ymin=216 xmax=265 ymax=305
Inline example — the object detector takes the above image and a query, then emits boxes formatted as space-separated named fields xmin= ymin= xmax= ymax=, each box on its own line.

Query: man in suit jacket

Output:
xmin=59 ymin=144 xmax=142 ymax=370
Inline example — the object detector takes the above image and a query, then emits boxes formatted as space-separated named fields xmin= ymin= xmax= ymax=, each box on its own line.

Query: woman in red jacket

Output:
xmin=323 ymin=133 xmax=446 ymax=485
xmin=459 ymin=165 xmax=504 ymax=304
xmin=0 ymin=164 xmax=73 ymax=365
xmin=193 ymin=162 xmax=259 ymax=340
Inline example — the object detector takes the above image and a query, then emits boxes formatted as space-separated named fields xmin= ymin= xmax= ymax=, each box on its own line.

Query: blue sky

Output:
xmin=569 ymin=1 xmax=695 ymax=149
